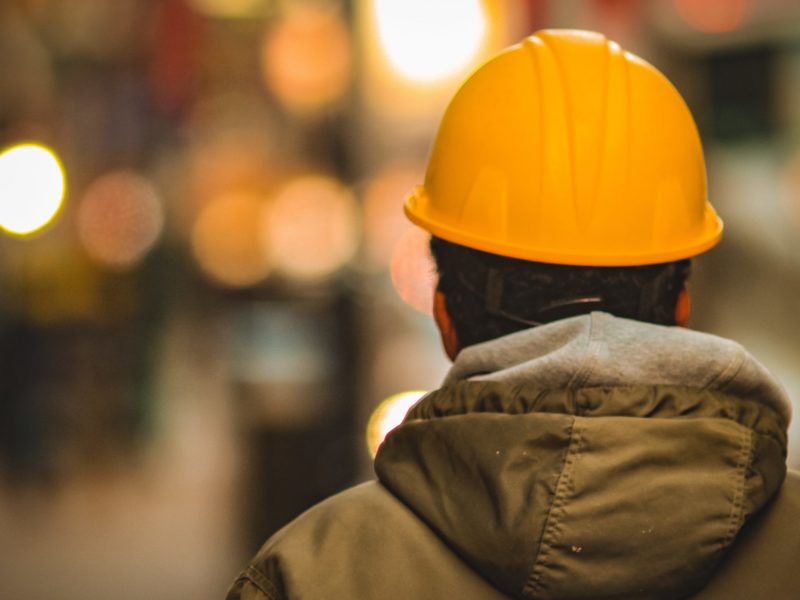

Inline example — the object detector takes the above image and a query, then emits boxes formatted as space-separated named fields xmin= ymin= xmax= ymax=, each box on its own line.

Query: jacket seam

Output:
xmin=237 ymin=565 xmax=281 ymax=600
xmin=719 ymin=425 xmax=753 ymax=553
xmin=567 ymin=314 xmax=603 ymax=388
xmin=523 ymin=416 xmax=584 ymax=598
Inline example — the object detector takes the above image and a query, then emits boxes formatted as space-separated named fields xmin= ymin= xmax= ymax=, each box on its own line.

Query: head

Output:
xmin=404 ymin=30 xmax=721 ymax=359
xmin=430 ymin=236 xmax=692 ymax=359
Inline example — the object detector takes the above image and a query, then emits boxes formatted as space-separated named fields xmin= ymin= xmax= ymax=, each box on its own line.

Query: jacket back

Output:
xmin=229 ymin=314 xmax=798 ymax=599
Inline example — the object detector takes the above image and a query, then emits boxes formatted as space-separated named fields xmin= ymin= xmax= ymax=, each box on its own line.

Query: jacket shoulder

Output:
xmin=693 ymin=471 xmax=800 ymax=599
xmin=227 ymin=481 xmax=508 ymax=600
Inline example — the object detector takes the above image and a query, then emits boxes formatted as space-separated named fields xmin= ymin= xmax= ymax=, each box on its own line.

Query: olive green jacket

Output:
xmin=228 ymin=314 xmax=798 ymax=599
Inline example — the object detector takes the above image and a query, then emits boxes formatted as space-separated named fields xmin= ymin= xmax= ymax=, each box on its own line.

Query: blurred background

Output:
xmin=0 ymin=0 xmax=799 ymax=598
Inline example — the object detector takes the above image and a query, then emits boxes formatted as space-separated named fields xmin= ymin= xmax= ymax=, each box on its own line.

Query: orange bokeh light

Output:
xmin=389 ymin=227 xmax=436 ymax=316
xmin=191 ymin=192 xmax=271 ymax=287
xmin=674 ymin=0 xmax=750 ymax=33
xmin=264 ymin=175 xmax=358 ymax=281
xmin=189 ymin=132 xmax=272 ymax=206
xmin=77 ymin=171 xmax=164 ymax=269
xmin=781 ymin=152 xmax=800 ymax=229
xmin=260 ymin=5 xmax=352 ymax=112
xmin=185 ymin=93 xmax=278 ymax=214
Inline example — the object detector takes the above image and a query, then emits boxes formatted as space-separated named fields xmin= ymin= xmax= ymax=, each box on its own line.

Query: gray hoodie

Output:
xmin=445 ymin=311 xmax=790 ymax=423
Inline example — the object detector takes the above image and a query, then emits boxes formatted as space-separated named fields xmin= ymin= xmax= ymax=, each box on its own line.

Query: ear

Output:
xmin=433 ymin=290 xmax=461 ymax=360
xmin=675 ymin=286 xmax=691 ymax=327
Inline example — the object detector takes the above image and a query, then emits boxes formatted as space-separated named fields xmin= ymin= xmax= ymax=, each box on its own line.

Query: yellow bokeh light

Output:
xmin=374 ymin=0 xmax=488 ymax=82
xmin=77 ymin=171 xmax=164 ymax=269
xmin=187 ymin=0 xmax=270 ymax=19
xmin=0 ymin=143 xmax=66 ymax=236
xmin=191 ymin=192 xmax=272 ymax=287
xmin=366 ymin=390 xmax=427 ymax=458
xmin=261 ymin=5 xmax=352 ymax=112
xmin=264 ymin=175 xmax=358 ymax=281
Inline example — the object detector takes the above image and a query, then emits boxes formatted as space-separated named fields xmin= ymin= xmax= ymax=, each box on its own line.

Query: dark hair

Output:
xmin=430 ymin=236 xmax=690 ymax=348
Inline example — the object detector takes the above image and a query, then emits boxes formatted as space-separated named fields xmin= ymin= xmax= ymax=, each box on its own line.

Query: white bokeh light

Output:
xmin=0 ymin=143 xmax=66 ymax=236
xmin=374 ymin=0 xmax=487 ymax=83
xmin=366 ymin=390 xmax=427 ymax=457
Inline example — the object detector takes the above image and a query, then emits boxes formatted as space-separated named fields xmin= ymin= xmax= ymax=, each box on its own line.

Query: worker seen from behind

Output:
xmin=228 ymin=29 xmax=800 ymax=599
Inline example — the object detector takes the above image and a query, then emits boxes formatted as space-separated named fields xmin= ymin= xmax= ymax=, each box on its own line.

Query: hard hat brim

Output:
xmin=405 ymin=186 xmax=723 ymax=267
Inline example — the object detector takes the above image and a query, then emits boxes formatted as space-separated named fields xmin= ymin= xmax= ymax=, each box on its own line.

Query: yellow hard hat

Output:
xmin=405 ymin=29 xmax=723 ymax=266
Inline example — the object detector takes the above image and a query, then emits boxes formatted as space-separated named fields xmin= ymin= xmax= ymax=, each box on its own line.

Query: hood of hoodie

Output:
xmin=375 ymin=313 xmax=791 ymax=600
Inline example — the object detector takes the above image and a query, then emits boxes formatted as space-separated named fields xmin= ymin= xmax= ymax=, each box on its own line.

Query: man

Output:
xmin=228 ymin=30 xmax=800 ymax=599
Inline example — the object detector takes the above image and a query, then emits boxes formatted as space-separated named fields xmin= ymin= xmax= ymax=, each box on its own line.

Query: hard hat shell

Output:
xmin=405 ymin=29 xmax=723 ymax=266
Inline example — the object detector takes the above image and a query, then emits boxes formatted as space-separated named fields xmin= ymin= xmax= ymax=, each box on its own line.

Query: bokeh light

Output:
xmin=366 ymin=390 xmax=427 ymax=457
xmin=264 ymin=175 xmax=358 ymax=281
xmin=674 ymin=0 xmax=751 ymax=33
xmin=780 ymin=151 xmax=800 ymax=229
xmin=390 ymin=227 xmax=437 ymax=315
xmin=374 ymin=0 xmax=488 ymax=82
xmin=187 ymin=0 xmax=271 ymax=19
xmin=185 ymin=93 xmax=278 ymax=211
xmin=260 ymin=4 xmax=352 ymax=112
xmin=187 ymin=129 xmax=273 ymax=210
xmin=77 ymin=171 xmax=164 ymax=269
xmin=191 ymin=192 xmax=271 ymax=287
xmin=362 ymin=164 xmax=423 ymax=268
xmin=0 ymin=143 xmax=66 ymax=236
